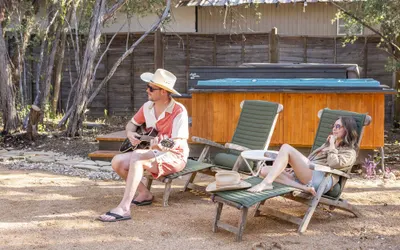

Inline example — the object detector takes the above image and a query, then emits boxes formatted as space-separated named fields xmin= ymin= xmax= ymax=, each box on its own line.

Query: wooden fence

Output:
xmin=59 ymin=31 xmax=394 ymax=122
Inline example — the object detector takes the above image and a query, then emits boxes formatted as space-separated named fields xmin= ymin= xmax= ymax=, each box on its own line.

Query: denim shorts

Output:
xmin=311 ymin=170 xmax=333 ymax=194
xmin=293 ymin=170 xmax=333 ymax=194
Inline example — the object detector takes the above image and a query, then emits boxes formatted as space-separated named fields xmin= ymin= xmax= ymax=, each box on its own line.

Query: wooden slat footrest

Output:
xmin=216 ymin=221 xmax=240 ymax=235
xmin=186 ymin=182 xmax=206 ymax=192
xmin=259 ymin=207 xmax=302 ymax=225
xmin=213 ymin=177 xmax=297 ymax=208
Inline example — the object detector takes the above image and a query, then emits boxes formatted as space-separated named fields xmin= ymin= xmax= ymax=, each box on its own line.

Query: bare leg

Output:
xmin=112 ymin=150 xmax=153 ymax=202
xmin=254 ymin=166 xmax=316 ymax=195
xmin=273 ymin=174 xmax=316 ymax=196
xmin=248 ymin=144 xmax=313 ymax=193
xmin=128 ymin=150 xmax=154 ymax=203
xmin=99 ymin=150 xmax=159 ymax=221
xmin=111 ymin=152 xmax=131 ymax=180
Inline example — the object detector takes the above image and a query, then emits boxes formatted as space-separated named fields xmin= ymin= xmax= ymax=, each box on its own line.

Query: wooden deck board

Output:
xmin=96 ymin=130 xmax=126 ymax=141
xmin=88 ymin=150 xmax=120 ymax=159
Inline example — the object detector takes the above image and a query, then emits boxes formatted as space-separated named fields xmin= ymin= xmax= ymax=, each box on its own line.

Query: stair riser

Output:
xmin=90 ymin=156 xmax=113 ymax=162
xmin=99 ymin=141 xmax=123 ymax=151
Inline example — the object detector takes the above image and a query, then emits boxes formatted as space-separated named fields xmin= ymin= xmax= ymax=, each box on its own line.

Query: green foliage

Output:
xmin=334 ymin=0 xmax=400 ymax=70
xmin=123 ymin=0 xmax=166 ymax=17
xmin=76 ymin=0 xmax=96 ymax=35
xmin=17 ymin=103 xmax=31 ymax=122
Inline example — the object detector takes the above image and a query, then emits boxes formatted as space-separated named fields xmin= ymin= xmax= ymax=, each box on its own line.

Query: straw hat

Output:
xmin=140 ymin=68 xmax=181 ymax=96
xmin=206 ymin=171 xmax=251 ymax=193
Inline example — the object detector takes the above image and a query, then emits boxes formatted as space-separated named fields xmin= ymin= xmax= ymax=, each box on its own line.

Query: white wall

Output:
xmin=197 ymin=3 xmax=376 ymax=36
xmin=102 ymin=7 xmax=196 ymax=33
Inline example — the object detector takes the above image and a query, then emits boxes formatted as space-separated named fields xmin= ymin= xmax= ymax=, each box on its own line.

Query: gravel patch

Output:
xmin=1 ymin=160 xmax=121 ymax=181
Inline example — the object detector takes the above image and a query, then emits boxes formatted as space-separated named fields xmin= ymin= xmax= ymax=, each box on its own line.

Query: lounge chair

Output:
xmin=210 ymin=108 xmax=371 ymax=241
xmin=146 ymin=100 xmax=283 ymax=206
xmin=186 ymin=100 xmax=283 ymax=188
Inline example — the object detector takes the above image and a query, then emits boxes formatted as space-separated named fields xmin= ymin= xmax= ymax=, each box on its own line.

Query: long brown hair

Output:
xmin=336 ymin=116 xmax=359 ymax=149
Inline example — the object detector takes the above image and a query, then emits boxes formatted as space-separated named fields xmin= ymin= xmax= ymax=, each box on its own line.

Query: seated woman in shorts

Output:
xmin=248 ymin=116 xmax=359 ymax=195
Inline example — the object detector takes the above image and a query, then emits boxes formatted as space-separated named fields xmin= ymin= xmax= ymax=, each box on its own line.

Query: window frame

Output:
xmin=337 ymin=18 xmax=363 ymax=36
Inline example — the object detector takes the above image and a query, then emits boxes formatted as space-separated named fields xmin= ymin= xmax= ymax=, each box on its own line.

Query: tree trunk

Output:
xmin=40 ymin=20 xmax=61 ymax=111
xmin=51 ymin=11 xmax=70 ymax=115
xmin=65 ymin=0 xmax=106 ymax=137
xmin=0 ymin=25 xmax=18 ymax=133
xmin=395 ymin=69 xmax=400 ymax=125
xmin=26 ymin=105 xmax=41 ymax=140
xmin=32 ymin=5 xmax=59 ymax=106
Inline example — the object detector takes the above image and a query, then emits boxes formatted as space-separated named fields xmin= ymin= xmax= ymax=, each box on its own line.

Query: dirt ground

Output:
xmin=1 ymin=119 xmax=400 ymax=249
xmin=0 ymin=167 xmax=399 ymax=250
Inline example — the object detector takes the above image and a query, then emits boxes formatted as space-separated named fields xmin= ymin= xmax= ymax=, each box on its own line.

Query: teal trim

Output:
xmin=198 ymin=78 xmax=380 ymax=87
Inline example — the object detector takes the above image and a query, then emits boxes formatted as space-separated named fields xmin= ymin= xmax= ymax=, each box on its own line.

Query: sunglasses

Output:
xmin=331 ymin=124 xmax=343 ymax=130
xmin=147 ymin=84 xmax=162 ymax=92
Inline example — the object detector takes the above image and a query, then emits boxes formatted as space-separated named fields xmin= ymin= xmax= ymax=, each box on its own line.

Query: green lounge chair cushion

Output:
xmin=214 ymin=177 xmax=297 ymax=208
xmin=230 ymin=101 xmax=279 ymax=152
xmin=323 ymin=182 xmax=341 ymax=198
xmin=166 ymin=159 xmax=214 ymax=179
xmin=212 ymin=100 xmax=279 ymax=171
xmin=214 ymin=153 xmax=254 ymax=173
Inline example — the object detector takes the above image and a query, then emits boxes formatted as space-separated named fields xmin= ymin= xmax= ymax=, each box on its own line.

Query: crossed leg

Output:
xmin=248 ymin=144 xmax=315 ymax=195
xmin=98 ymin=150 xmax=159 ymax=221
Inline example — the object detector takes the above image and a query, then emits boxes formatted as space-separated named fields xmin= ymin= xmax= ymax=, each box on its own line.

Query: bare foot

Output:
xmin=132 ymin=193 xmax=153 ymax=203
xmin=247 ymin=182 xmax=273 ymax=193
xmin=98 ymin=207 xmax=130 ymax=222
xmin=306 ymin=186 xmax=317 ymax=196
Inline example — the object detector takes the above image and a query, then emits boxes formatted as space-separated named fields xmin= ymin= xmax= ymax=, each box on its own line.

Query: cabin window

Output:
xmin=337 ymin=18 xmax=363 ymax=36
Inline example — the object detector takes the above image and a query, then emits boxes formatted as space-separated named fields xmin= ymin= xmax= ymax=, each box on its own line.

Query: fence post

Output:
xmin=104 ymin=34 xmax=109 ymax=114
xmin=154 ymin=29 xmax=164 ymax=69
xmin=185 ymin=34 xmax=190 ymax=93
xmin=241 ymin=34 xmax=245 ymax=64
xmin=269 ymin=27 xmax=279 ymax=63
xmin=333 ymin=37 xmax=337 ymax=64
xmin=394 ymin=36 xmax=400 ymax=124
xmin=130 ymin=36 xmax=135 ymax=113
xmin=363 ymin=37 xmax=368 ymax=78
xmin=303 ymin=36 xmax=307 ymax=63
xmin=213 ymin=34 xmax=217 ymax=66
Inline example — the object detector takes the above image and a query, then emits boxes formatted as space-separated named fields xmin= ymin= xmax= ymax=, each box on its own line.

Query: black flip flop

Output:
xmin=131 ymin=199 xmax=153 ymax=206
xmin=97 ymin=211 xmax=131 ymax=222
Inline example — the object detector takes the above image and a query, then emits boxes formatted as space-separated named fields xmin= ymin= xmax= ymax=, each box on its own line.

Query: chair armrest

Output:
xmin=308 ymin=163 xmax=351 ymax=179
xmin=191 ymin=136 xmax=225 ymax=149
xmin=224 ymin=143 xmax=250 ymax=152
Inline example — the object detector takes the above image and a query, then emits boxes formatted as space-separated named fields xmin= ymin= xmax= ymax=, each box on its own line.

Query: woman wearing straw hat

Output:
xmin=98 ymin=69 xmax=189 ymax=222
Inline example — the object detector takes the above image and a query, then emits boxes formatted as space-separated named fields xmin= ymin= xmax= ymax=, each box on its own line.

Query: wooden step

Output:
xmin=96 ymin=130 xmax=126 ymax=142
xmin=96 ymin=130 xmax=126 ymax=151
xmin=88 ymin=150 xmax=120 ymax=161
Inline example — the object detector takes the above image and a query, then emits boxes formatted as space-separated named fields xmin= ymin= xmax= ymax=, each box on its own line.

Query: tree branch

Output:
xmin=33 ymin=9 xmax=59 ymax=106
xmin=87 ymin=0 xmax=171 ymax=105
xmin=329 ymin=0 xmax=400 ymax=56
xmin=91 ymin=21 xmax=126 ymax=81
xmin=103 ymin=0 xmax=127 ymax=23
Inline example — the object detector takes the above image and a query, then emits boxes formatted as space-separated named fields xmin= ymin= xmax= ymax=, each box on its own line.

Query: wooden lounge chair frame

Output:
xmin=211 ymin=108 xmax=371 ymax=241
xmin=146 ymin=100 xmax=283 ymax=206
